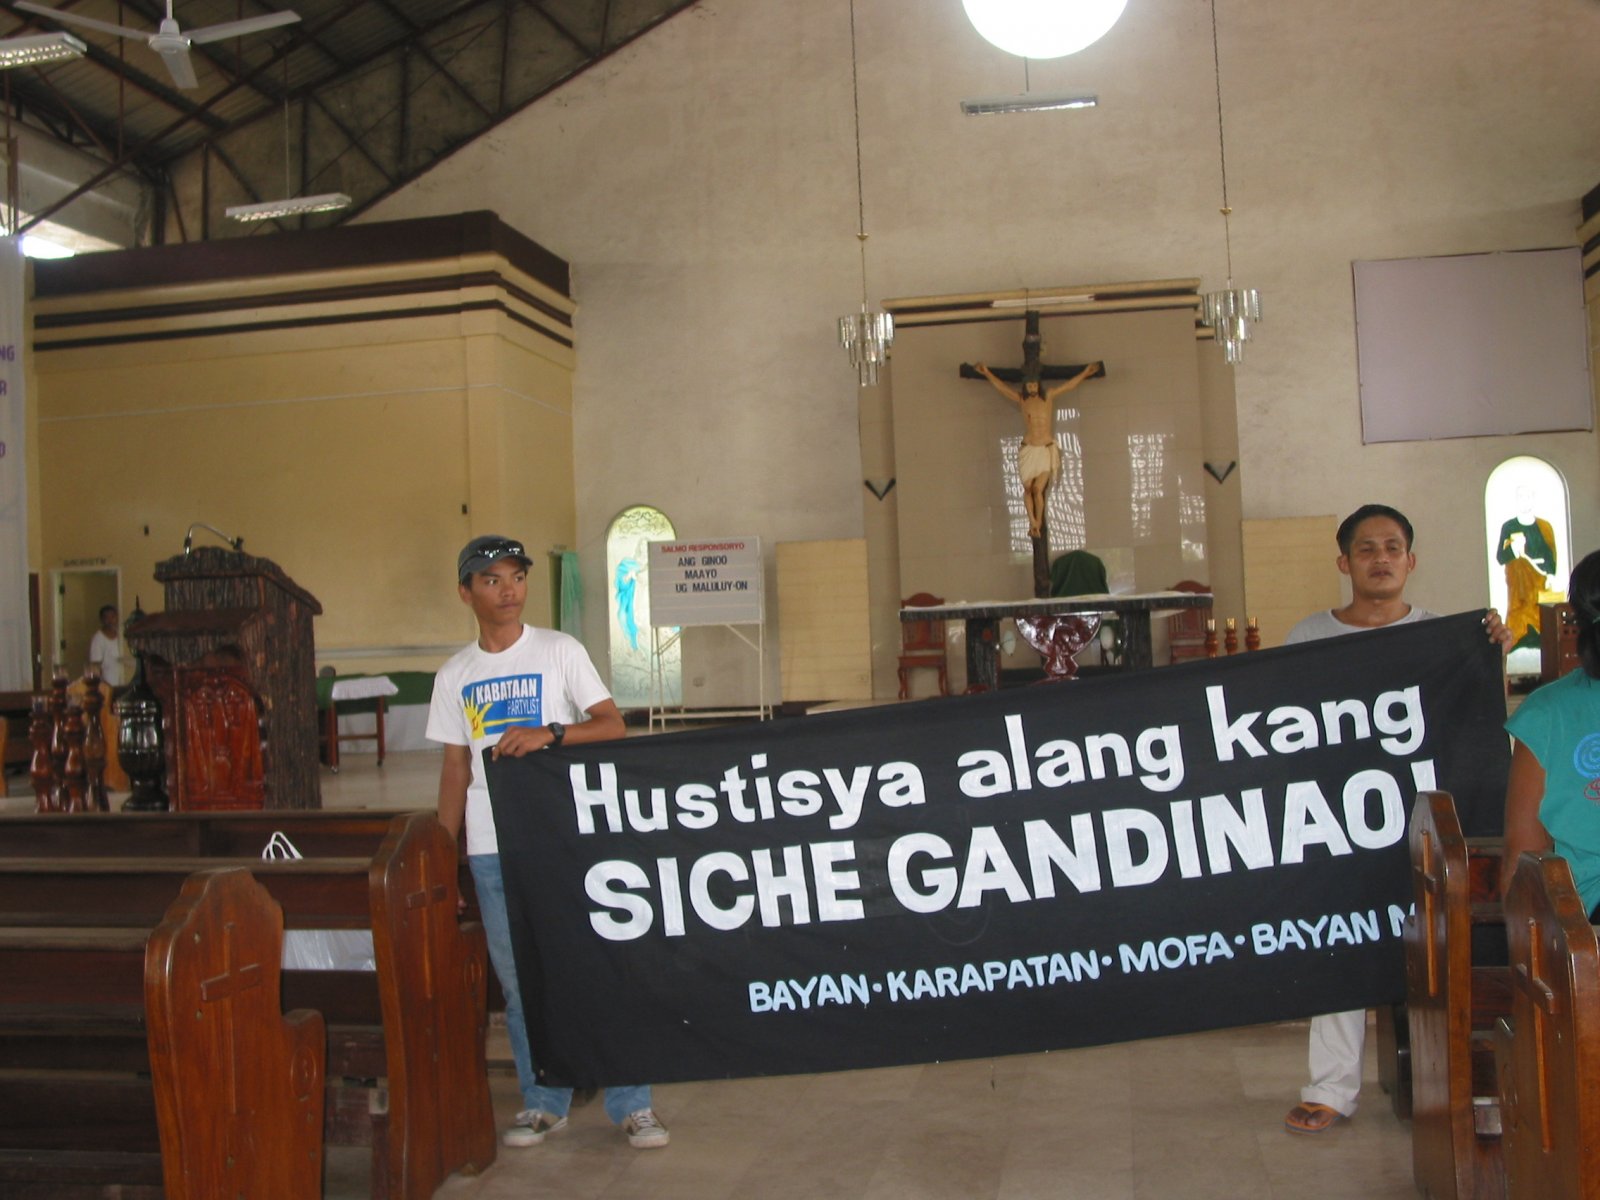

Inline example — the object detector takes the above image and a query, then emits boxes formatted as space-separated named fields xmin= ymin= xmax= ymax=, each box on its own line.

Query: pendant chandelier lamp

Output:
xmin=837 ymin=0 xmax=893 ymax=387
xmin=1198 ymin=0 xmax=1261 ymax=364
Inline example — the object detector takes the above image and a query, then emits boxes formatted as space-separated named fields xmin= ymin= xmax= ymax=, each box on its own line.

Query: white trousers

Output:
xmin=1300 ymin=1009 xmax=1365 ymax=1116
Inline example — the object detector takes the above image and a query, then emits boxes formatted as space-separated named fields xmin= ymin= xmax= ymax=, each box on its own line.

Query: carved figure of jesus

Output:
xmin=971 ymin=360 xmax=1100 ymax=538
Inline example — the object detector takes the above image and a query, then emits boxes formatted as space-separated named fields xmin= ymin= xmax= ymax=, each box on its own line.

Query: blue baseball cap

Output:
xmin=457 ymin=535 xmax=531 ymax=583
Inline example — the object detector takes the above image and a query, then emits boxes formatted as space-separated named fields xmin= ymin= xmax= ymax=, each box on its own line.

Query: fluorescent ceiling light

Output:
xmin=0 ymin=31 xmax=86 ymax=68
xmin=991 ymin=295 xmax=1093 ymax=308
xmin=962 ymin=0 xmax=1127 ymax=59
xmin=961 ymin=93 xmax=1097 ymax=116
xmin=226 ymin=192 xmax=352 ymax=222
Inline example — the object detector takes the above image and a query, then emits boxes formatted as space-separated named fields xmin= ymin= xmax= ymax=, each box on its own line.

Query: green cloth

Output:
xmin=315 ymin=671 xmax=436 ymax=711
xmin=1050 ymin=551 xmax=1108 ymax=597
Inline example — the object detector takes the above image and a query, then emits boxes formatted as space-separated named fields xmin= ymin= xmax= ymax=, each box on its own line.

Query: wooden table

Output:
xmin=318 ymin=674 xmax=398 ymax=771
xmin=900 ymin=592 xmax=1214 ymax=691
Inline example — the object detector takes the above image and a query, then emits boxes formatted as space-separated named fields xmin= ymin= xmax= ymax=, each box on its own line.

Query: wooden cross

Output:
xmin=404 ymin=853 xmax=450 ymax=1003
xmin=1416 ymin=832 xmax=1440 ymax=997
xmin=1511 ymin=918 xmax=1561 ymax=1153
xmin=960 ymin=310 xmax=1105 ymax=596
xmin=199 ymin=917 xmax=263 ymax=1120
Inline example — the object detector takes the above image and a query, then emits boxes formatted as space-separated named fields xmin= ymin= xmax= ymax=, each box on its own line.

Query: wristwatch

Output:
xmin=546 ymin=722 xmax=565 ymax=747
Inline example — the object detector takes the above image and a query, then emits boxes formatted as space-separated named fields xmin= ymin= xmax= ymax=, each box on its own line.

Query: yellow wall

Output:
xmin=31 ymin=249 xmax=576 ymax=678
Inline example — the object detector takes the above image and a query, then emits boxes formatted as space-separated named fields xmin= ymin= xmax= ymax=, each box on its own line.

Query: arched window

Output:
xmin=1484 ymin=456 xmax=1570 ymax=676
xmin=605 ymin=505 xmax=681 ymax=708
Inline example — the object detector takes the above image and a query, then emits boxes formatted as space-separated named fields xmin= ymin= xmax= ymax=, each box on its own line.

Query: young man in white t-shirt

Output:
xmin=427 ymin=535 xmax=668 ymax=1150
xmin=1283 ymin=504 xmax=1511 ymax=1134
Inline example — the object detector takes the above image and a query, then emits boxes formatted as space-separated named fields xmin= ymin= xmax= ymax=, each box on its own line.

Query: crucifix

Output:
xmin=960 ymin=310 xmax=1105 ymax=596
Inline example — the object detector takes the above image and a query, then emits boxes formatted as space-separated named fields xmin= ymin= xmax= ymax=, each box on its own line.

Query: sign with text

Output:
xmin=488 ymin=612 xmax=1508 ymax=1087
xmin=647 ymin=537 xmax=763 ymax=627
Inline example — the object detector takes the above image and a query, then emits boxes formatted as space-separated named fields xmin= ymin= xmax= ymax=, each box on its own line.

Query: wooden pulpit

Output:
xmin=127 ymin=547 xmax=323 ymax=810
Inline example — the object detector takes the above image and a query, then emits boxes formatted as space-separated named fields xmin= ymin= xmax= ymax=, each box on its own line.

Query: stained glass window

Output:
xmin=1484 ymin=456 xmax=1570 ymax=677
xmin=606 ymin=505 xmax=681 ymax=708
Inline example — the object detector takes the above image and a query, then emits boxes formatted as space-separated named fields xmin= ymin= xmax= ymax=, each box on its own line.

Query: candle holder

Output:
xmin=82 ymin=668 xmax=109 ymax=812
xmin=115 ymin=651 xmax=169 ymax=812
xmin=29 ymin=694 xmax=53 ymax=813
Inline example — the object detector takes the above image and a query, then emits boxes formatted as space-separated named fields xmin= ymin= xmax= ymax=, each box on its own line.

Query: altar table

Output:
xmin=899 ymin=592 xmax=1214 ymax=692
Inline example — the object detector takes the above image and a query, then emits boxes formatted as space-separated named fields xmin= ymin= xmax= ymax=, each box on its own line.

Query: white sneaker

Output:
xmin=503 ymin=1109 xmax=567 ymax=1147
xmin=623 ymin=1108 xmax=670 ymax=1149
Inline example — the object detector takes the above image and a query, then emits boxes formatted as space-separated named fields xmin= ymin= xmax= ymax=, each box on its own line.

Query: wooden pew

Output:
xmin=0 ymin=808 xmax=424 ymax=858
xmin=1378 ymin=834 xmax=1505 ymax=1120
xmin=0 ymin=812 xmax=496 ymax=1200
xmin=0 ymin=809 xmax=486 ymax=927
xmin=0 ymin=868 xmax=325 ymax=1199
xmin=1495 ymin=852 xmax=1600 ymax=1200
xmin=146 ymin=868 xmax=326 ymax=1200
xmin=1406 ymin=790 xmax=1513 ymax=1200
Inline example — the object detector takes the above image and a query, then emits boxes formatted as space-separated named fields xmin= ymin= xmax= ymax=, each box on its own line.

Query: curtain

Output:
xmin=558 ymin=550 xmax=583 ymax=642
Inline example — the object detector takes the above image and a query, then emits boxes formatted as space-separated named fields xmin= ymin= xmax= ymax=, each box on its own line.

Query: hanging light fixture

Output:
xmin=0 ymin=31 xmax=85 ymax=69
xmin=962 ymin=0 xmax=1127 ymax=59
xmin=1198 ymin=0 xmax=1260 ymax=364
xmin=227 ymin=87 xmax=351 ymax=224
xmin=837 ymin=0 xmax=892 ymax=387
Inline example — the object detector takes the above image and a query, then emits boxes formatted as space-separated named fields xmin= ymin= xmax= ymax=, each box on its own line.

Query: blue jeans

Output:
xmin=469 ymin=854 xmax=652 ymax=1123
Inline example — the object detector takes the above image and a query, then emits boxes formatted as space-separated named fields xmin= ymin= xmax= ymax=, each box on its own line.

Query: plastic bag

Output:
xmin=266 ymin=830 xmax=377 ymax=972
xmin=281 ymin=928 xmax=377 ymax=971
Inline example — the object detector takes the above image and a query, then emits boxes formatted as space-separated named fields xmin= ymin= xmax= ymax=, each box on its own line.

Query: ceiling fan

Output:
xmin=14 ymin=0 xmax=300 ymax=89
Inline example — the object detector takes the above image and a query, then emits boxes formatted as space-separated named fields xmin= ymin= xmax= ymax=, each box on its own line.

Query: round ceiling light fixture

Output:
xmin=961 ymin=0 xmax=1129 ymax=59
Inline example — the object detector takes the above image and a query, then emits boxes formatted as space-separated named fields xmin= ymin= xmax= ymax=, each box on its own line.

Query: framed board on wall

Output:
xmin=1353 ymin=248 xmax=1592 ymax=444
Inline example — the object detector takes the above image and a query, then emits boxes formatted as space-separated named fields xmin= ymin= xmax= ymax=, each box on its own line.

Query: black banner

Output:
xmin=487 ymin=611 xmax=1507 ymax=1087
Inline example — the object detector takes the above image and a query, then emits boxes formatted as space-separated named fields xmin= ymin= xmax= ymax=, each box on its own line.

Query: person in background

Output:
xmin=87 ymin=604 xmax=126 ymax=688
xmin=1502 ymin=546 xmax=1600 ymax=915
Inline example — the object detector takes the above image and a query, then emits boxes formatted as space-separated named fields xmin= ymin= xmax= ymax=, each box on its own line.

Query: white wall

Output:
xmin=366 ymin=0 xmax=1600 ymax=696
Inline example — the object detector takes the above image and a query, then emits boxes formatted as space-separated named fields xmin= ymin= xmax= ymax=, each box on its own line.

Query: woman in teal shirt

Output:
xmin=1504 ymin=547 xmax=1600 ymax=918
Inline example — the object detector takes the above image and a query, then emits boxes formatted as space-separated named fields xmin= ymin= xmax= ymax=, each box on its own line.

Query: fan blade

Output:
xmin=186 ymin=10 xmax=301 ymax=45
xmin=156 ymin=42 xmax=198 ymax=89
xmin=14 ymin=0 xmax=149 ymax=40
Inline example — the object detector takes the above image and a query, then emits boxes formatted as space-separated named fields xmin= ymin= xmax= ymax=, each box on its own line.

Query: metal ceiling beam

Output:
xmin=370 ymin=0 xmax=491 ymax=120
xmin=342 ymin=0 xmax=699 ymax=223
xmin=306 ymin=90 xmax=393 ymax=185
xmin=113 ymin=0 xmax=281 ymax=107
xmin=521 ymin=0 xmax=595 ymax=59
xmin=185 ymin=0 xmax=504 ymax=164
xmin=3 ymin=0 xmax=704 ymax=243
xmin=2 ymin=7 xmax=230 ymax=132
xmin=13 ymin=5 xmax=347 ymax=233
xmin=495 ymin=0 xmax=510 ymax=114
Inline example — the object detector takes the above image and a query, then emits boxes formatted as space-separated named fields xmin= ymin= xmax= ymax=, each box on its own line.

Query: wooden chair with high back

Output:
xmin=898 ymin=593 xmax=949 ymax=699
xmin=1167 ymin=580 xmax=1212 ymax=662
